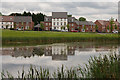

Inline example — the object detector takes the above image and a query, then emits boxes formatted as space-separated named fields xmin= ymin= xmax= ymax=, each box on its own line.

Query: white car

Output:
xmin=61 ymin=29 xmax=68 ymax=32
xmin=112 ymin=30 xmax=118 ymax=33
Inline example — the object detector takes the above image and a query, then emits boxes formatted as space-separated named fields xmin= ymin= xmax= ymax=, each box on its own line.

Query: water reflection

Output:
xmin=2 ymin=43 xmax=119 ymax=61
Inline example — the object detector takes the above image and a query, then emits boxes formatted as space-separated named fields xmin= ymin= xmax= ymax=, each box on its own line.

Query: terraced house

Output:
xmin=0 ymin=16 xmax=34 ymax=30
xmin=95 ymin=19 xmax=119 ymax=32
xmin=42 ymin=12 xmax=95 ymax=32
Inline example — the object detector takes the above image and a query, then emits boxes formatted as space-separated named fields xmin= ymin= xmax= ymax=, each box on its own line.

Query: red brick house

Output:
xmin=14 ymin=16 xmax=34 ymax=30
xmin=41 ymin=12 xmax=95 ymax=32
xmin=95 ymin=19 xmax=119 ymax=32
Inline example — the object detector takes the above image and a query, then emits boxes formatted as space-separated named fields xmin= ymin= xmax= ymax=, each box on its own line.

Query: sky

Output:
xmin=0 ymin=0 xmax=120 ymax=22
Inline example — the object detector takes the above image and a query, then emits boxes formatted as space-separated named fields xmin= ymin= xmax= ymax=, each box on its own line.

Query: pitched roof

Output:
xmin=34 ymin=24 xmax=40 ymax=28
xmin=44 ymin=16 xmax=52 ymax=22
xmin=68 ymin=17 xmax=76 ymax=22
xmin=52 ymin=12 xmax=67 ymax=18
xmin=14 ymin=16 xmax=32 ymax=22
xmin=0 ymin=16 xmax=14 ymax=22
xmin=96 ymin=20 xmax=119 ymax=26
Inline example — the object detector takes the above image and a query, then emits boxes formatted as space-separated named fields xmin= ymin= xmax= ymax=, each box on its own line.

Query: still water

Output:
xmin=1 ymin=42 xmax=119 ymax=76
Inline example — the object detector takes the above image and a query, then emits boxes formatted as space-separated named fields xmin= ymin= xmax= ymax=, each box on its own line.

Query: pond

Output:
xmin=1 ymin=42 xmax=120 ymax=77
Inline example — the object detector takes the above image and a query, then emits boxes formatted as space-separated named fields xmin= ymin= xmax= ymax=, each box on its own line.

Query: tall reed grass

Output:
xmin=1 ymin=54 xmax=120 ymax=79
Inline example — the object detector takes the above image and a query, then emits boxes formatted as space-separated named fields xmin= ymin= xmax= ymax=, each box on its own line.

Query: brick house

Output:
xmin=95 ymin=19 xmax=119 ymax=32
xmin=0 ymin=16 xmax=14 ymax=29
xmin=14 ymin=16 xmax=34 ymax=30
xmin=0 ymin=16 xmax=34 ymax=30
xmin=42 ymin=12 xmax=95 ymax=32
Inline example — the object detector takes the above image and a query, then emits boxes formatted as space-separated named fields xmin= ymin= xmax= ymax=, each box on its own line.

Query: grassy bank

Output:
xmin=2 ymin=30 xmax=119 ymax=44
xmin=2 ymin=54 xmax=120 ymax=79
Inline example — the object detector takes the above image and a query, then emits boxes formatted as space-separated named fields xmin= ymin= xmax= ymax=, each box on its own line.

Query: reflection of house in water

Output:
xmin=44 ymin=44 xmax=76 ymax=61
xmin=13 ymin=47 xmax=34 ymax=58
xmin=2 ymin=47 xmax=14 ymax=55
xmin=52 ymin=44 xmax=68 ymax=60
xmin=44 ymin=46 xmax=52 ymax=56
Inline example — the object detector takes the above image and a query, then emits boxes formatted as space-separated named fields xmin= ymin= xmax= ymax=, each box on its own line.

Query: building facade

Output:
xmin=95 ymin=19 xmax=119 ymax=32
xmin=0 ymin=16 xmax=14 ymax=29
xmin=42 ymin=12 xmax=95 ymax=32
xmin=0 ymin=16 xmax=34 ymax=30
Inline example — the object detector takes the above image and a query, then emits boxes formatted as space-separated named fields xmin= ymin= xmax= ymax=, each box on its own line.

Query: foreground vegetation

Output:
xmin=2 ymin=30 xmax=119 ymax=44
xmin=1 ymin=54 xmax=120 ymax=79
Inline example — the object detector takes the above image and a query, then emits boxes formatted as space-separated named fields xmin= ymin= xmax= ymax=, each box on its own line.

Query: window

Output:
xmin=54 ymin=27 xmax=56 ymax=29
xmin=2 ymin=22 xmax=3 ymax=24
xmin=57 ymin=22 xmax=59 ymax=25
xmin=72 ymin=19 xmax=73 ymax=22
xmin=61 ymin=19 xmax=62 ymax=21
xmin=57 ymin=19 xmax=59 ymax=21
xmin=11 ymin=25 xmax=12 ymax=28
xmin=46 ymin=18 xmax=48 ymax=21
xmin=46 ymin=23 xmax=48 ymax=26
xmin=72 ymin=24 xmax=74 ymax=26
xmin=61 ymin=22 xmax=62 ymax=25
xmin=64 ymin=22 xmax=66 ymax=25
xmin=46 ymin=27 xmax=48 ymax=30
xmin=72 ymin=28 xmax=74 ymax=30
xmin=10 ymin=18 xmax=12 ymax=20
xmin=64 ymin=19 xmax=66 ymax=21
xmin=49 ymin=23 xmax=51 ymax=25
xmin=54 ymin=22 xmax=55 ymax=25
xmin=11 ymin=22 xmax=12 ymax=24
xmin=2 ymin=26 xmax=3 ymax=28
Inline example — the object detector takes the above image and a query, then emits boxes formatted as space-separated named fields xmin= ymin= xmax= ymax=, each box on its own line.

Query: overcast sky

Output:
xmin=0 ymin=1 xmax=119 ymax=22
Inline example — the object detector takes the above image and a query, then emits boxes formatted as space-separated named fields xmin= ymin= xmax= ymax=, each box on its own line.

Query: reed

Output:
xmin=1 ymin=53 xmax=120 ymax=79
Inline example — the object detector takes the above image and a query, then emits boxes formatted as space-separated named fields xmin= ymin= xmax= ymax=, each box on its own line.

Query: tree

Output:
xmin=95 ymin=25 xmax=98 ymax=31
xmin=0 ymin=12 xmax=2 ymax=16
xmin=67 ymin=24 xmax=69 ymax=31
xmin=115 ymin=24 xmax=118 ymax=30
xmin=107 ymin=25 xmax=109 ymax=32
xmin=79 ymin=17 xmax=86 ymax=21
xmin=9 ymin=11 xmax=45 ymax=25
xmin=40 ymin=23 xmax=44 ymax=30
xmin=109 ymin=17 xmax=114 ymax=32
xmin=68 ymin=15 xmax=72 ymax=17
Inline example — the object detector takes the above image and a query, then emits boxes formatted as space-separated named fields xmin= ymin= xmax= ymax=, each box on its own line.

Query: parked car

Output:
xmin=112 ymin=30 xmax=118 ymax=33
xmin=61 ymin=29 xmax=68 ymax=32
xmin=71 ymin=30 xmax=78 ymax=32
xmin=16 ymin=28 xmax=22 ymax=31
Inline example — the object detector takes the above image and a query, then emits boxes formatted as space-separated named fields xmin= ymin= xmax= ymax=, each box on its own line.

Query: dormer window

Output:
xmin=72 ymin=19 xmax=73 ymax=22
xmin=10 ymin=18 xmax=12 ymax=20
xmin=46 ymin=18 xmax=48 ymax=21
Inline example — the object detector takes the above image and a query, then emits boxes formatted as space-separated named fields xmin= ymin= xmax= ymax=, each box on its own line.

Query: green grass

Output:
xmin=1 ymin=54 xmax=120 ymax=79
xmin=2 ymin=30 xmax=119 ymax=44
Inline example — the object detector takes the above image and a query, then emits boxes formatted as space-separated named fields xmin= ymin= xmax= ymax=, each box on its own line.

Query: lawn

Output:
xmin=2 ymin=30 xmax=119 ymax=44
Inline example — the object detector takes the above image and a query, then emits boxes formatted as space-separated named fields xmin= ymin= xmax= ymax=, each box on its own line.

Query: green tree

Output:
xmin=95 ymin=25 xmax=98 ymax=31
xmin=0 ymin=12 xmax=2 ymax=16
xmin=79 ymin=17 xmax=86 ymax=21
xmin=67 ymin=24 xmax=69 ymax=31
xmin=40 ymin=23 xmax=44 ymax=30
xmin=109 ymin=17 xmax=114 ymax=32
xmin=115 ymin=24 xmax=117 ymax=30
xmin=67 ymin=15 xmax=72 ymax=17
xmin=107 ymin=25 xmax=109 ymax=32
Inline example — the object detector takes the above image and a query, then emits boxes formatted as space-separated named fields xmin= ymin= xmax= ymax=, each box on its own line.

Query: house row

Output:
xmin=0 ymin=12 xmax=120 ymax=33
xmin=40 ymin=12 xmax=120 ymax=32
xmin=41 ymin=12 xmax=96 ymax=32
xmin=0 ymin=16 xmax=34 ymax=30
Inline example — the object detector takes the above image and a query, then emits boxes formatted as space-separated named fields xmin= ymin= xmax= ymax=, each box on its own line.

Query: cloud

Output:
xmin=1 ymin=2 xmax=118 ymax=21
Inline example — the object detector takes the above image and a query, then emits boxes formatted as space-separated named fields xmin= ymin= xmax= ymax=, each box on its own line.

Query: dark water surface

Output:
xmin=1 ymin=42 xmax=119 ymax=77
